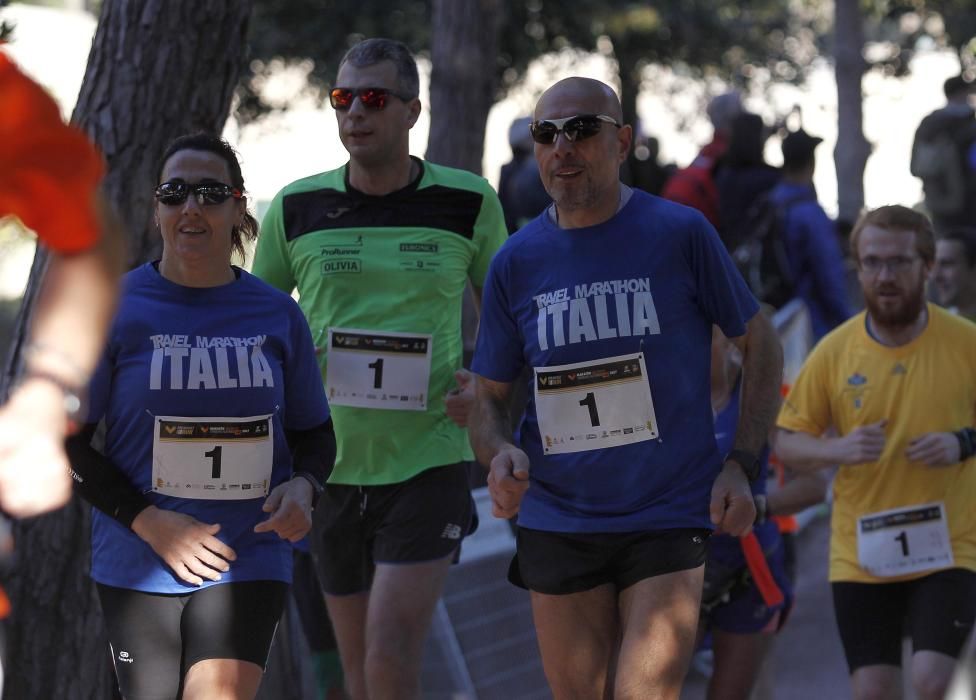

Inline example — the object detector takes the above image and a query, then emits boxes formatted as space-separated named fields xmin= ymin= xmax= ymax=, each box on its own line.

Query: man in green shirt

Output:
xmin=252 ymin=38 xmax=506 ymax=700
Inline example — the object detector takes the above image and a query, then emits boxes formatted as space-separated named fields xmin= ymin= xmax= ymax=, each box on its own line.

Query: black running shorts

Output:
xmin=832 ymin=567 xmax=976 ymax=672
xmin=510 ymin=526 xmax=710 ymax=595
xmin=311 ymin=462 xmax=473 ymax=595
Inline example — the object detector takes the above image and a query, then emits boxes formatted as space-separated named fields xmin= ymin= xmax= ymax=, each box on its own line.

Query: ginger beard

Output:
xmin=862 ymin=262 xmax=928 ymax=329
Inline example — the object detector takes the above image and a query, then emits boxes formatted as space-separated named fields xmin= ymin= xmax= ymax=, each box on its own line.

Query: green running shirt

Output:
xmin=253 ymin=158 xmax=507 ymax=485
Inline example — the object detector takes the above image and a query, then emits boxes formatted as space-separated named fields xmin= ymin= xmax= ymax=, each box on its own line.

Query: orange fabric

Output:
xmin=740 ymin=531 xmax=785 ymax=608
xmin=771 ymin=382 xmax=799 ymax=533
xmin=768 ymin=453 xmax=799 ymax=533
xmin=772 ymin=513 xmax=798 ymax=534
xmin=0 ymin=52 xmax=104 ymax=253
xmin=0 ymin=582 xmax=10 ymax=619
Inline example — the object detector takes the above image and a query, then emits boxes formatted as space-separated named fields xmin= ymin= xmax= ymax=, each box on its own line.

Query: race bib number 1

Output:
xmin=534 ymin=353 xmax=659 ymax=455
xmin=857 ymin=502 xmax=953 ymax=577
xmin=326 ymin=328 xmax=433 ymax=411
xmin=152 ymin=415 xmax=273 ymax=500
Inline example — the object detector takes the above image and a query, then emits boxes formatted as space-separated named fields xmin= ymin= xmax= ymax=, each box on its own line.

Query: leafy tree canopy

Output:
xmin=240 ymin=1 xmax=975 ymax=126
xmin=240 ymin=0 xmax=830 ymax=123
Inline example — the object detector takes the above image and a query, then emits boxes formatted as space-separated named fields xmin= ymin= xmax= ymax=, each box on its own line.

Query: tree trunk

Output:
xmin=1 ymin=2 xmax=251 ymax=698
xmin=74 ymin=0 xmax=252 ymax=267
xmin=426 ymin=0 xmax=503 ymax=175
xmin=426 ymin=0 xmax=504 ymax=359
xmin=833 ymin=0 xmax=871 ymax=230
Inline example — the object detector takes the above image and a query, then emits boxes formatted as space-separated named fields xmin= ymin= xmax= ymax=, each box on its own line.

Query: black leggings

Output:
xmin=97 ymin=580 xmax=288 ymax=700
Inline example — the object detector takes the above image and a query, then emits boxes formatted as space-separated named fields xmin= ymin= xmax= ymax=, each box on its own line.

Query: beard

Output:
xmin=544 ymin=171 xmax=600 ymax=213
xmin=863 ymin=273 xmax=928 ymax=329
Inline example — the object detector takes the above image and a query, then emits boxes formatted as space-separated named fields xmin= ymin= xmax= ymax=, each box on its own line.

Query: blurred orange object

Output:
xmin=0 ymin=51 xmax=104 ymax=253
xmin=772 ymin=382 xmax=799 ymax=534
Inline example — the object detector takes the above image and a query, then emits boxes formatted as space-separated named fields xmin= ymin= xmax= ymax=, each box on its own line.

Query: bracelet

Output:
xmin=20 ymin=368 xmax=85 ymax=420
xmin=956 ymin=428 xmax=976 ymax=461
xmin=23 ymin=342 xmax=88 ymax=388
xmin=753 ymin=493 xmax=767 ymax=525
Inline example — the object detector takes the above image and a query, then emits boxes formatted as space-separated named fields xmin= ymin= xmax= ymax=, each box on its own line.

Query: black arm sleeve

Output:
xmin=65 ymin=423 xmax=151 ymax=529
xmin=284 ymin=417 xmax=336 ymax=487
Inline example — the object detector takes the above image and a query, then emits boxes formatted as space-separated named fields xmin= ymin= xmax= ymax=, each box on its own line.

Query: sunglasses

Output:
xmin=154 ymin=181 xmax=242 ymax=206
xmin=329 ymin=86 xmax=413 ymax=111
xmin=530 ymin=114 xmax=621 ymax=145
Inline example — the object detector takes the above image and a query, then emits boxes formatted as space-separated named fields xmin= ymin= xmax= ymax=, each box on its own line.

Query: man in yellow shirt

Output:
xmin=775 ymin=205 xmax=976 ymax=700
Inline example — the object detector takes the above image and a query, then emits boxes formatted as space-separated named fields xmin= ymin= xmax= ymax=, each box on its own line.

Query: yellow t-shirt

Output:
xmin=777 ymin=304 xmax=976 ymax=583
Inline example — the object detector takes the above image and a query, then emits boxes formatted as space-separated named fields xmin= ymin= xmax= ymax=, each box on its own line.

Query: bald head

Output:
xmin=534 ymin=78 xmax=623 ymax=123
xmin=531 ymin=77 xmax=632 ymax=228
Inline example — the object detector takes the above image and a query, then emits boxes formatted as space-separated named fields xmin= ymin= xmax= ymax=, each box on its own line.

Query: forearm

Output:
xmin=734 ymin=314 xmax=784 ymax=455
xmin=29 ymin=204 xmax=122 ymax=384
xmin=773 ymin=429 xmax=841 ymax=473
xmin=469 ymin=377 xmax=516 ymax=467
xmin=766 ymin=470 xmax=828 ymax=517
xmin=285 ymin=418 xmax=336 ymax=487
xmin=66 ymin=424 xmax=150 ymax=528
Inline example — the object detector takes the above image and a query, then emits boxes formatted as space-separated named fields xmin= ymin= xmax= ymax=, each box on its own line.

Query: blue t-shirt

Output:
xmin=86 ymin=263 xmax=330 ymax=593
xmin=769 ymin=182 xmax=852 ymax=341
xmin=709 ymin=379 xmax=779 ymax=563
xmin=472 ymin=190 xmax=759 ymax=533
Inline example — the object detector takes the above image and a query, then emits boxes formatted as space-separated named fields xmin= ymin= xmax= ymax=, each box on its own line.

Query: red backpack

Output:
xmin=661 ymin=153 xmax=721 ymax=228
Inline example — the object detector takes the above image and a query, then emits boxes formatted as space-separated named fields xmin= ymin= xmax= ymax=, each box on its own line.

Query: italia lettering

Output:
xmin=535 ymin=278 xmax=660 ymax=350
xmin=149 ymin=345 xmax=274 ymax=390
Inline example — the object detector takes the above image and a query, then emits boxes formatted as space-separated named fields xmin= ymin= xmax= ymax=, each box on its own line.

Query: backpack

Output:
xmin=661 ymin=155 xmax=721 ymax=228
xmin=731 ymin=192 xmax=814 ymax=309
xmin=910 ymin=132 xmax=966 ymax=218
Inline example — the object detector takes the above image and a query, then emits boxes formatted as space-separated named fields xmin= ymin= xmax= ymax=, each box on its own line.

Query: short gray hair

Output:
xmin=339 ymin=38 xmax=419 ymax=99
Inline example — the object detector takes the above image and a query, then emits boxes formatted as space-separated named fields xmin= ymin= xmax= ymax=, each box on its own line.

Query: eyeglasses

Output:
xmin=858 ymin=255 xmax=920 ymax=274
xmin=529 ymin=114 xmax=621 ymax=145
xmin=329 ymin=87 xmax=413 ymax=111
xmin=154 ymin=181 xmax=242 ymax=206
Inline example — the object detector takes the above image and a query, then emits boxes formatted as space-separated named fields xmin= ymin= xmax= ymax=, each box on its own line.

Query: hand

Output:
xmin=710 ymin=461 xmax=756 ymax=537
xmin=445 ymin=369 xmax=475 ymax=428
xmin=253 ymin=477 xmax=313 ymax=542
xmin=0 ymin=379 xmax=72 ymax=518
xmin=131 ymin=506 xmax=237 ymax=586
xmin=835 ymin=420 xmax=886 ymax=465
xmin=485 ymin=446 xmax=530 ymax=519
xmin=906 ymin=432 xmax=961 ymax=467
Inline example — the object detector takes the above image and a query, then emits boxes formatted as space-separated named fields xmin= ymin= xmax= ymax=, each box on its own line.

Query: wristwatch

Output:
xmin=725 ymin=448 xmax=761 ymax=482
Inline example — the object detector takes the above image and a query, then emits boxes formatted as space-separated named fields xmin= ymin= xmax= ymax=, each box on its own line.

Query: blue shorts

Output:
xmin=700 ymin=529 xmax=794 ymax=635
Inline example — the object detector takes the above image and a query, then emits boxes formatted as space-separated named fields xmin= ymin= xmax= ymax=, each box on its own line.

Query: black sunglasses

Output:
xmin=329 ymin=86 xmax=413 ymax=111
xmin=530 ymin=114 xmax=621 ymax=145
xmin=155 ymin=181 xmax=243 ymax=206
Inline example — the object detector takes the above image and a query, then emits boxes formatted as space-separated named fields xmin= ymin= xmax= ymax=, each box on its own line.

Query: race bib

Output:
xmin=857 ymin=502 xmax=953 ymax=577
xmin=152 ymin=415 xmax=273 ymax=500
xmin=534 ymin=353 xmax=659 ymax=455
xmin=325 ymin=328 xmax=432 ymax=411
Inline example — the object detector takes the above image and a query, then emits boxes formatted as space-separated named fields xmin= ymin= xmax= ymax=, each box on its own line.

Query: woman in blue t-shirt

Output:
xmin=693 ymin=326 xmax=826 ymax=699
xmin=67 ymin=133 xmax=334 ymax=700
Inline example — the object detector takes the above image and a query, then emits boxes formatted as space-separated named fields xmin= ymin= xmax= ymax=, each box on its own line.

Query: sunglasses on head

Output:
xmin=329 ymin=86 xmax=413 ymax=111
xmin=530 ymin=114 xmax=621 ymax=145
xmin=154 ymin=181 xmax=242 ymax=206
